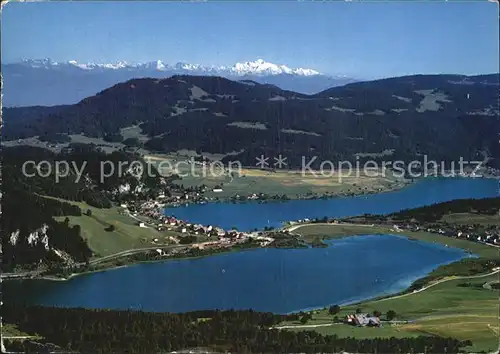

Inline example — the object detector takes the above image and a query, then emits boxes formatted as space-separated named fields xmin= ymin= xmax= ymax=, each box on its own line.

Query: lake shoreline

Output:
xmin=167 ymin=177 xmax=414 ymax=208
xmin=164 ymin=177 xmax=499 ymax=231
xmin=4 ymin=232 xmax=491 ymax=312
xmin=4 ymin=221 xmax=497 ymax=283
xmin=4 ymin=177 xmax=498 ymax=317
xmin=167 ymin=173 xmax=499 ymax=209
xmin=4 ymin=234 xmax=480 ymax=316
xmin=171 ymin=167 xmax=500 ymax=206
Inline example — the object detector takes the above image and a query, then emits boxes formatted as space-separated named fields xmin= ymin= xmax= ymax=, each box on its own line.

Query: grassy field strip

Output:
xmin=441 ymin=212 xmax=500 ymax=225
xmin=87 ymin=244 xmax=186 ymax=265
xmin=277 ymin=270 xmax=499 ymax=352
xmin=291 ymin=223 xmax=500 ymax=258
xmin=48 ymin=197 xmax=199 ymax=257
xmin=412 ymin=314 xmax=498 ymax=321
xmin=278 ymin=271 xmax=499 ymax=330
xmin=372 ymin=269 xmax=500 ymax=303
xmin=349 ymin=274 xmax=499 ymax=353
xmin=149 ymin=154 xmax=410 ymax=198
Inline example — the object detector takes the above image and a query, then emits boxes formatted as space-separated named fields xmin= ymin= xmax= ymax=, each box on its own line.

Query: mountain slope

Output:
xmin=1 ymin=145 xmax=163 ymax=271
xmin=2 ymin=59 xmax=356 ymax=106
xmin=4 ymin=73 xmax=499 ymax=169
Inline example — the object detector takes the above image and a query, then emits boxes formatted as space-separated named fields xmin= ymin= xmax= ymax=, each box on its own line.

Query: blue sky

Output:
xmin=2 ymin=1 xmax=498 ymax=78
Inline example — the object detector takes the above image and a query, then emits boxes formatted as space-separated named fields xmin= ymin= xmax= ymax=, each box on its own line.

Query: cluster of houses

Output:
xmin=152 ymin=189 xmax=278 ymax=208
xmin=121 ymin=200 xmax=274 ymax=249
xmin=288 ymin=218 xmax=312 ymax=225
xmin=393 ymin=223 xmax=500 ymax=247
xmin=345 ymin=313 xmax=381 ymax=327
xmin=157 ymin=190 xmax=209 ymax=207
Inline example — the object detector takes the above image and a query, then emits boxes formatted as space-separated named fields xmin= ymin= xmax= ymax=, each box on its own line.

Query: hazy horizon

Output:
xmin=2 ymin=1 xmax=499 ymax=79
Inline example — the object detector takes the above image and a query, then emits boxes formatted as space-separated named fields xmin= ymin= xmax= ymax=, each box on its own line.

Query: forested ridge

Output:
xmin=347 ymin=197 xmax=500 ymax=225
xmin=389 ymin=197 xmax=500 ymax=223
xmin=3 ymin=305 xmax=472 ymax=353
xmin=3 ymin=145 xmax=161 ymax=206
xmin=4 ymin=73 xmax=499 ymax=169
xmin=1 ymin=145 xmax=163 ymax=271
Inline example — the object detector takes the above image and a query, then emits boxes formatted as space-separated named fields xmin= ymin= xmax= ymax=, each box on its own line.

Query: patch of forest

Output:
xmin=3 ymin=305 xmax=472 ymax=354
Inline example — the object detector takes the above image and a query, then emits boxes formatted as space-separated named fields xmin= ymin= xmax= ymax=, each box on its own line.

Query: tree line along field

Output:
xmin=277 ymin=273 xmax=499 ymax=353
xmin=2 ymin=304 xmax=474 ymax=354
xmin=440 ymin=212 xmax=500 ymax=225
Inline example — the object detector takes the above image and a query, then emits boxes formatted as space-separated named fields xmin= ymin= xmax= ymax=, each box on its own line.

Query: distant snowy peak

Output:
xmin=155 ymin=60 xmax=166 ymax=70
xmin=173 ymin=62 xmax=204 ymax=71
xmin=21 ymin=58 xmax=56 ymax=69
xmin=229 ymin=59 xmax=320 ymax=76
xmin=67 ymin=60 xmax=130 ymax=70
xmin=19 ymin=58 xmax=323 ymax=77
xmin=140 ymin=60 xmax=166 ymax=71
xmin=20 ymin=58 xmax=131 ymax=70
xmin=6 ymin=58 xmax=359 ymax=105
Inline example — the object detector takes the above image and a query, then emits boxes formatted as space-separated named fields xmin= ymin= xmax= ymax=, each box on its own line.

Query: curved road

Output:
xmin=87 ymin=244 xmax=186 ymax=265
xmin=1 ymin=244 xmax=187 ymax=280
xmin=286 ymin=222 xmax=376 ymax=232
xmin=372 ymin=268 xmax=500 ymax=303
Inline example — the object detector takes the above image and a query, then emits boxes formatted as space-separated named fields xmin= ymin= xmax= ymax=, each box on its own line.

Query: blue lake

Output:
xmin=4 ymin=235 xmax=470 ymax=314
xmin=5 ymin=178 xmax=496 ymax=313
xmin=165 ymin=177 xmax=499 ymax=231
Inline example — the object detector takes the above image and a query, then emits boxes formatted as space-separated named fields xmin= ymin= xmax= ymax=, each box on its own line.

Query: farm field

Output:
xmin=53 ymin=199 xmax=190 ymax=258
xmin=278 ymin=274 xmax=499 ymax=353
xmin=440 ymin=212 xmax=500 ymax=226
xmin=145 ymin=153 xmax=410 ymax=198
xmin=280 ymin=222 xmax=499 ymax=352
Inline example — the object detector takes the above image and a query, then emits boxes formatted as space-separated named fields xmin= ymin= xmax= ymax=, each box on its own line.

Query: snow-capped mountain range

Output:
xmin=3 ymin=58 xmax=358 ymax=106
xmin=18 ymin=58 xmax=324 ymax=76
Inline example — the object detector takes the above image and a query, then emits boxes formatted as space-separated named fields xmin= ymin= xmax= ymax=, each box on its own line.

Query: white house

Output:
xmin=139 ymin=222 xmax=146 ymax=228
